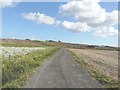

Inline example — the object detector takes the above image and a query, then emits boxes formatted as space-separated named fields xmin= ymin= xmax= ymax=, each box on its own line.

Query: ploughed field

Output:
xmin=69 ymin=49 xmax=118 ymax=81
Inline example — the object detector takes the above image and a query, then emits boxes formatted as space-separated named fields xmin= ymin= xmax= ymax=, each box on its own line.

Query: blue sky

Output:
xmin=1 ymin=1 xmax=118 ymax=47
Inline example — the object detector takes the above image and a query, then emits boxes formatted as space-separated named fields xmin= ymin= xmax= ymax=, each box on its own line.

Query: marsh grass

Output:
xmin=2 ymin=47 xmax=59 ymax=88
xmin=69 ymin=50 xmax=119 ymax=89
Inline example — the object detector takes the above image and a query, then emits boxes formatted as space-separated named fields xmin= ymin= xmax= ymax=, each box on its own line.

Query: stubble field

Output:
xmin=69 ymin=49 xmax=118 ymax=81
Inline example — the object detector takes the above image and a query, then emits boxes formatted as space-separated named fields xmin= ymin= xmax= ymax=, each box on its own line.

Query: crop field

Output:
xmin=69 ymin=49 xmax=118 ymax=88
xmin=1 ymin=47 xmax=46 ymax=58
xmin=1 ymin=46 xmax=59 ymax=88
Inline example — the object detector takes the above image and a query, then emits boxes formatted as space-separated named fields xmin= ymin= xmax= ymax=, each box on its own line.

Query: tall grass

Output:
xmin=2 ymin=47 xmax=59 ymax=88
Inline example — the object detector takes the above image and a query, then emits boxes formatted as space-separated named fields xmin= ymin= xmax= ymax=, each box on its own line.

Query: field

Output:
xmin=2 ymin=46 xmax=59 ymax=88
xmin=1 ymin=39 xmax=118 ymax=50
xmin=69 ymin=49 xmax=118 ymax=88
xmin=1 ymin=47 xmax=46 ymax=58
xmin=1 ymin=39 xmax=119 ymax=88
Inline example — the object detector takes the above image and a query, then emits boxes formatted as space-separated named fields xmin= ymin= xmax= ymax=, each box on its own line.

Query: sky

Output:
xmin=1 ymin=0 xmax=119 ymax=47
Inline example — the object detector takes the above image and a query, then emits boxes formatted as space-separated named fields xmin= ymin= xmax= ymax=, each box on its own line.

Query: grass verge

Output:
xmin=2 ymin=47 xmax=59 ymax=88
xmin=69 ymin=50 xmax=119 ymax=89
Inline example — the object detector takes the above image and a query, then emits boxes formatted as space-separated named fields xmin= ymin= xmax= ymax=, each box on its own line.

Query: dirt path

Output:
xmin=25 ymin=48 xmax=102 ymax=88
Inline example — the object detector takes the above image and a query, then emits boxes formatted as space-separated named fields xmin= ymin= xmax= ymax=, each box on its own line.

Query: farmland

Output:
xmin=1 ymin=39 xmax=118 ymax=50
xmin=1 ymin=47 xmax=46 ymax=58
xmin=2 ymin=46 xmax=59 ymax=88
xmin=69 ymin=49 xmax=118 ymax=88
xmin=1 ymin=39 xmax=119 ymax=88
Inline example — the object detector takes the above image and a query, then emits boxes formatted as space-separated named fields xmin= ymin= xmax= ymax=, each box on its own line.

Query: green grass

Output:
xmin=1 ymin=40 xmax=64 ymax=47
xmin=69 ymin=50 xmax=119 ymax=89
xmin=1 ymin=43 xmax=43 ymax=47
xmin=2 ymin=47 xmax=59 ymax=88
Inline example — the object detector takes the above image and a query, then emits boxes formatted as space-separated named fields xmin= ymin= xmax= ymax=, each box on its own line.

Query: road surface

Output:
xmin=25 ymin=48 xmax=102 ymax=88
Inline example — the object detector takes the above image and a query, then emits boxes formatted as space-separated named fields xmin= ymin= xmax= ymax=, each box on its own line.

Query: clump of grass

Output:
xmin=2 ymin=47 xmax=59 ymax=88
xmin=69 ymin=50 xmax=119 ymax=89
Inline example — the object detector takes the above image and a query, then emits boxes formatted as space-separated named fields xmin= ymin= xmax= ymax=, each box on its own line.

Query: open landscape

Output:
xmin=1 ymin=38 xmax=119 ymax=88
xmin=1 ymin=0 xmax=119 ymax=89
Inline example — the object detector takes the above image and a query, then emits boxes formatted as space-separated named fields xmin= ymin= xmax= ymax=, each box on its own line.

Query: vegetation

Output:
xmin=2 ymin=47 xmax=46 ymax=58
xmin=69 ymin=50 xmax=119 ymax=89
xmin=1 ymin=43 xmax=43 ymax=47
xmin=1 ymin=39 xmax=118 ymax=51
xmin=1 ymin=41 xmax=65 ymax=48
xmin=2 ymin=47 xmax=59 ymax=88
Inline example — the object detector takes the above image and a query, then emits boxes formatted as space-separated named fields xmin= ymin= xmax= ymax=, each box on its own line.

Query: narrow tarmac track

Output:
xmin=25 ymin=48 xmax=102 ymax=88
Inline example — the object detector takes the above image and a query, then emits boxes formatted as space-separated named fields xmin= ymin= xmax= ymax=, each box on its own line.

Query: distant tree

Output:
xmin=105 ymin=46 xmax=109 ymax=47
xmin=48 ymin=40 xmax=54 ymax=42
xmin=25 ymin=39 xmax=31 ymax=41
xmin=58 ymin=40 xmax=61 ymax=42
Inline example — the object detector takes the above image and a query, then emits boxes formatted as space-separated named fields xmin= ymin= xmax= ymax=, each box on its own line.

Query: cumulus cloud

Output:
xmin=61 ymin=21 xmax=90 ymax=32
xmin=59 ymin=0 xmax=105 ymax=24
xmin=59 ymin=0 xmax=118 ymax=26
xmin=59 ymin=0 xmax=118 ymax=37
xmin=0 ymin=0 xmax=21 ymax=8
xmin=88 ymin=10 xmax=118 ymax=27
xmin=21 ymin=0 xmax=118 ymax=37
xmin=22 ymin=12 xmax=56 ymax=25
xmin=94 ymin=27 xmax=118 ymax=37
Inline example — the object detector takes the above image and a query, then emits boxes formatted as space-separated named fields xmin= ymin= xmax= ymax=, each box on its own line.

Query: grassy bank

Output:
xmin=2 ymin=47 xmax=59 ymax=88
xmin=69 ymin=50 xmax=119 ymax=89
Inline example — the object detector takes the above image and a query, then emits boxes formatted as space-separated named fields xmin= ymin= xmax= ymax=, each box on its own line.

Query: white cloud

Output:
xmin=59 ymin=0 xmax=106 ymax=24
xmin=89 ymin=10 xmax=118 ymax=27
xmin=61 ymin=21 xmax=90 ymax=32
xmin=59 ymin=0 xmax=118 ymax=37
xmin=20 ymin=0 xmax=118 ymax=38
xmin=0 ymin=0 xmax=21 ymax=8
xmin=94 ymin=27 xmax=118 ymax=37
xmin=22 ymin=12 xmax=56 ymax=25
xmin=59 ymin=0 xmax=118 ymax=27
